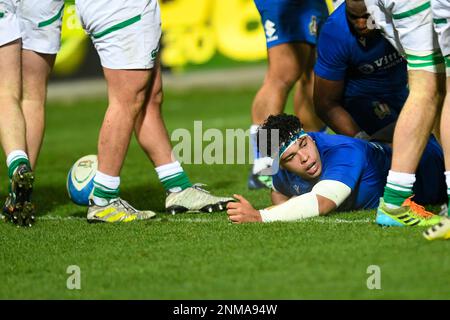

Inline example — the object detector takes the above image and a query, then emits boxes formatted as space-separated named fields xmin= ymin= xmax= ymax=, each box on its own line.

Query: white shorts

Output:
xmin=76 ymin=0 xmax=161 ymax=70
xmin=431 ymin=0 xmax=450 ymax=76
xmin=0 ymin=0 xmax=63 ymax=54
xmin=365 ymin=0 xmax=446 ymax=73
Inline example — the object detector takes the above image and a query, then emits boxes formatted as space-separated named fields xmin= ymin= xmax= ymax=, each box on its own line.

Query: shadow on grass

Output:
xmin=30 ymin=184 xmax=168 ymax=217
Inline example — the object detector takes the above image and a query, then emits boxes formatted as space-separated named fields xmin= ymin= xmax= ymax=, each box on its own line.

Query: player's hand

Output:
xmin=226 ymin=194 xmax=262 ymax=223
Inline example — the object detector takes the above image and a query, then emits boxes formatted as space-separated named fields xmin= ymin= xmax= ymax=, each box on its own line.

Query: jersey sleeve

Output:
xmin=320 ymin=144 xmax=366 ymax=190
xmin=314 ymin=21 xmax=349 ymax=81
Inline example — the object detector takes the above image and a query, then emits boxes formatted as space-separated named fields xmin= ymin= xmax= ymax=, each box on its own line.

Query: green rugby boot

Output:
xmin=376 ymin=197 xmax=442 ymax=227
xmin=166 ymin=183 xmax=234 ymax=214
xmin=3 ymin=164 xmax=35 ymax=227
xmin=87 ymin=198 xmax=156 ymax=223
xmin=423 ymin=218 xmax=450 ymax=241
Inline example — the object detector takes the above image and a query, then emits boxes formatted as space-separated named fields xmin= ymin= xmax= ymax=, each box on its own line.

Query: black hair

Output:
xmin=256 ymin=113 xmax=303 ymax=158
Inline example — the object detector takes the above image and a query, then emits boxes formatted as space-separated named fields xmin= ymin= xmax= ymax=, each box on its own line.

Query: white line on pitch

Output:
xmin=35 ymin=215 xmax=372 ymax=224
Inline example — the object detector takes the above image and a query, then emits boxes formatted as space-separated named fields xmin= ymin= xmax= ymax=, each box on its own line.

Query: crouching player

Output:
xmin=227 ymin=114 xmax=446 ymax=226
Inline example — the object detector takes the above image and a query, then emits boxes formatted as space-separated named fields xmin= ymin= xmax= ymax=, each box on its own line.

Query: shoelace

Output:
xmin=113 ymin=198 xmax=139 ymax=213
xmin=403 ymin=198 xmax=434 ymax=219
xmin=192 ymin=183 xmax=210 ymax=194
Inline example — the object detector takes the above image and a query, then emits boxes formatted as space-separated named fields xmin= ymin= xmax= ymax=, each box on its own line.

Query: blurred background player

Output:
xmin=361 ymin=0 xmax=448 ymax=227
xmin=0 ymin=0 xmax=64 ymax=226
xmin=227 ymin=114 xmax=445 ymax=225
xmin=248 ymin=0 xmax=329 ymax=190
xmin=75 ymin=0 xmax=232 ymax=223
xmin=314 ymin=0 xmax=409 ymax=142
xmin=423 ymin=0 xmax=450 ymax=240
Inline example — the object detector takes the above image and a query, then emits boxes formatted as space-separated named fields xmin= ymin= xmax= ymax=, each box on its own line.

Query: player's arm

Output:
xmin=226 ymin=180 xmax=351 ymax=223
xmin=271 ymin=189 xmax=289 ymax=205
xmin=369 ymin=122 xmax=396 ymax=143
xmin=313 ymin=75 xmax=364 ymax=138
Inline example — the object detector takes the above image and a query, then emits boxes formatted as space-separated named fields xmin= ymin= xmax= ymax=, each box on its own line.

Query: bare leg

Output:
xmin=251 ymin=42 xmax=314 ymax=125
xmin=134 ymin=61 xmax=174 ymax=167
xmin=294 ymin=68 xmax=325 ymax=132
xmin=440 ymin=77 xmax=450 ymax=169
xmin=98 ymin=68 xmax=151 ymax=176
xmin=0 ymin=40 xmax=26 ymax=155
xmin=21 ymin=50 xmax=55 ymax=169
xmin=391 ymin=71 xmax=446 ymax=173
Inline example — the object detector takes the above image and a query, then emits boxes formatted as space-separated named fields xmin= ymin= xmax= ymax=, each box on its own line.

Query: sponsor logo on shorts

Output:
xmin=151 ymin=47 xmax=159 ymax=61
xmin=309 ymin=16 xmax=317 ymax=37
xmin=373 ymin=102 xmax=391 ymax=120
xmin=264 ymin=19 xmax=278 ymax=42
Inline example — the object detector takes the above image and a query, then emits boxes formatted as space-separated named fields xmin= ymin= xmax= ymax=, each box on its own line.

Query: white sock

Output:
xmin=93 ymin=170 xmax=120 ymax=206
xmin=250 ymin=124 xmax=260 ymax=163
xmin=385 ymin=170 xmax=415 ymax=208
xmin=155 ymin=161 xmax=183 ymax=181
xmin=445 ymin=171 xmax=450 ymax=198
xmin=6 ymin=150 xmax=28 ymax=167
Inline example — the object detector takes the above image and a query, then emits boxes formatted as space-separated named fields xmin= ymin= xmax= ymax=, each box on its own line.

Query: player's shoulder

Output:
xmin=311 ymin=132 xmax=366 ymax=157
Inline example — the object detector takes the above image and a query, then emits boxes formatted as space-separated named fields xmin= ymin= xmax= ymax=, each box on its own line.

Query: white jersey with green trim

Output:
xmin=365 ymin=0 xmax=446 ymax=73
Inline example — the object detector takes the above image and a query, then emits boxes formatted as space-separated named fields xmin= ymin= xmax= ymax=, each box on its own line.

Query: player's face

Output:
xmin=280 ymin=136 xmax=322 ymax=180
xmin=346 ymin=0 xmax=375 ymax=37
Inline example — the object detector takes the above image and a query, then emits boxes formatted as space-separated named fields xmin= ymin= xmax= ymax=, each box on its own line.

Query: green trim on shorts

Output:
xmin=406 ymin=52 xmax=443 ymax=62
xmin=445 ymin=56 xmax=450 ymax=68
xmin=407 ymin=61 xmax=444 ymax=68
xmin=38 ymin=5 xmax=64 ymax=27
xmin=0 ymin=12 xmax=4 ymax=18
xmin=434 ymin=18 xmax=447 ymax=25
xmin=92 ymin=14 xmax=141 ymax=39
xmin=392 ymin=1 xmax=430 ymax=19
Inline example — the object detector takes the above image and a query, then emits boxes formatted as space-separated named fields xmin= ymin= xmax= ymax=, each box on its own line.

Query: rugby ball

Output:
xmin=67 ymin=155 xmax=97 ymax=206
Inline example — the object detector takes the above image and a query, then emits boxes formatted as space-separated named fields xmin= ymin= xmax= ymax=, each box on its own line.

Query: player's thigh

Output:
xmin=103 ymin=68 xmax=152 ymax=108
xmin=0 ymin=40 xmax=21 ymax=100
xmin=22 ymin=50 xmax=55 ymax=100
xmin=431 ymin=0 xmax=450 ymax=77
xmin=76 ymin=0 xmax=161 ymax=71
xmin=18 ymin=0 xmax=64 ymax=55
xmin=266 ymin=43 xmax=315 ymax=84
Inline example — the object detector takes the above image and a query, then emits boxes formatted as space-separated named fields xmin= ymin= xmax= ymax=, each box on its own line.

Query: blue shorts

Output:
xmin=344 ymin=92 xmax=408 ymax=135
xmin=254 ymin=0 xmax=329 ymax=48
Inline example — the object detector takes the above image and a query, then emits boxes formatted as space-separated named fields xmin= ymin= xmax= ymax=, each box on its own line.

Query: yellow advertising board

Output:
xmin=54 ymin=0 xmax=336 ymax=76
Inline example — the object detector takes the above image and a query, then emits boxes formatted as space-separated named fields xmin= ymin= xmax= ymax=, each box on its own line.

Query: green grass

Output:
xmin=1 ymin=87 xmax=450 ymax=299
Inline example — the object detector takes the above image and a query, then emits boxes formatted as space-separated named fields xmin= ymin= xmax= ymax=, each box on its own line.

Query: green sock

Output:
xmin=447 ymin=194 xmax=450 ymax=217
xmin=93 ymin=182 xmax=120 ymax=202
xmin=383 ymin=183 xmax=413 ymax=207
xmin=8 ymin=157 xmax=31 ymax=179
xmin=161 ymin=171 xmax=192 ymax=192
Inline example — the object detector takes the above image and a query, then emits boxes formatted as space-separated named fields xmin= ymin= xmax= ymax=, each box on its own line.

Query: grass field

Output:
xmin=0 ymin=86 xmax=449 ymax=299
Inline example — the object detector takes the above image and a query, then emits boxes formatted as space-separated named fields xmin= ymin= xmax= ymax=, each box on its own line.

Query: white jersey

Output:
xmin=364 ymin=0 xmax=446 ymax=73
xmin=75 ymin=0 xmax=161 ymax=69
xmin=0 ymin=0 xmax=64 ymax=54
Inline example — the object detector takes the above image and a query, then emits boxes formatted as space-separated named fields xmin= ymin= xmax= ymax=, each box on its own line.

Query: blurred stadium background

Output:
xmin=49 ymin=0 xmax=335 ymax=98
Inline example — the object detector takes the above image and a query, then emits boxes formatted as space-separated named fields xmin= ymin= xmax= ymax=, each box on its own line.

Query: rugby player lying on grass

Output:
xmin=227 ymin=114 xmax=446 ymax=226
